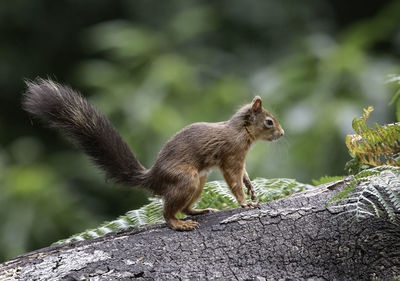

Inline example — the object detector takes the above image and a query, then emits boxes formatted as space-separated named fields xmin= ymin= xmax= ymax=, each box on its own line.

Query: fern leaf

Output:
xmin=359 ymin=194 xmax=381 ymax=217
xmin=312 ymin=175 xmax=346 ymax=186
xmin=345 ymin=107 xmax=400 ymax=173
xmin=196 ymin=181 xmax=238 ymax=210
xmin=379 ymin=171 xmax=400 ymax=210
xmin=364 ymin=187 xmax=396 ymax=221
xmin=329 ymin=166 xmax=400 ymax=224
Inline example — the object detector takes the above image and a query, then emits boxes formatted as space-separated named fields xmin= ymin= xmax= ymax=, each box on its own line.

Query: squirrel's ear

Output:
xmin=251 ymin=96 xmax=262 ymax=112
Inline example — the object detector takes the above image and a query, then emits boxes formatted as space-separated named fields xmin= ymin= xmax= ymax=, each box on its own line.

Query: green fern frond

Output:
xmin=329 ymin=166 xmax=400 ymax=224
xmin=312 ymin=175 xmax=346 ymax=186
xmin=55 ymin=197 xmax=164 ymax=244
xmin=345 ymin=107 xmax=400 ymax=174
xmin=54 ymin=178 xmax=313 ymax=245
xmin=196 ymin=181 xmax=238 ymax=210
xmin=329 ymin=166 xmax=399 ymax=204
xmin=364 ymin=186 xmax=395 ymax=221
xmin=251 ymin=178 xmax=313 ymax=201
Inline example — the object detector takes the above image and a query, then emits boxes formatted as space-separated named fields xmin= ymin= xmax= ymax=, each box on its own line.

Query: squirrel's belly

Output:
xmin=199 ymin=166 xmax=217 ymax=177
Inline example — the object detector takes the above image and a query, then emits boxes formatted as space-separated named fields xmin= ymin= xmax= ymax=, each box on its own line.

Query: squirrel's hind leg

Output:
xmin=162 ymin=165 xmax=201 ymax=231
xmin=182 ymin=174 xmax=217 ymax=216
xmin=163 ymin=200 xmax=199 ymax=231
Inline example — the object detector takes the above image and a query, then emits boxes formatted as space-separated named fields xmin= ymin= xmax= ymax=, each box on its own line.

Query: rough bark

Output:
xmin=0 ymin=181 xmax=399 ymax=281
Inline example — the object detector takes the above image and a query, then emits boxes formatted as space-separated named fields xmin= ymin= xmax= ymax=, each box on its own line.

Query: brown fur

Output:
xmin=23 ymin=80 xmax=284 ymax=231
xmin=140 ymin=96 xmax=284 ymax=230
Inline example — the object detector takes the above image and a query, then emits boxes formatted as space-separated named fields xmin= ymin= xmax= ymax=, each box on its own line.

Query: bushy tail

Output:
xmin=23 ymin=78 xmax=147 ymax=186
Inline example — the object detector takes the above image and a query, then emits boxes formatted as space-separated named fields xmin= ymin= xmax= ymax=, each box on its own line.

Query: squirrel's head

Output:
xmin=233 ymin=96 xmax=284 ymax=142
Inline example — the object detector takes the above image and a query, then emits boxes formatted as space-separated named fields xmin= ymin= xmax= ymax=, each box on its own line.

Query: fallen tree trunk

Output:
xmin=0 ymin=181 xmax=399 ymax=280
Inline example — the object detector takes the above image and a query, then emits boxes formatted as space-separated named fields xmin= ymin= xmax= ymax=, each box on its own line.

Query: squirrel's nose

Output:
xmin=280 ymin=129 xmax=285 ymax=137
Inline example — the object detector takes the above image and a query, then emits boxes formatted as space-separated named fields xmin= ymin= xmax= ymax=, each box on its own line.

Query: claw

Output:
xmin=168 ymin=219 xmax=199 ymax=231
xmin=184 ymin=208 xmax=218 ymax=216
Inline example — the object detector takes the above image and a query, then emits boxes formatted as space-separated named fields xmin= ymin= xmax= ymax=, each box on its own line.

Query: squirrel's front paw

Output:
xmin=240 ymin=201 xmax=260 ymax=209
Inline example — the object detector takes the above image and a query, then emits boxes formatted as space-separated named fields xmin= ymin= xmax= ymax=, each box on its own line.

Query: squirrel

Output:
xmin=22 ymin=79 xmax=284 ymax=231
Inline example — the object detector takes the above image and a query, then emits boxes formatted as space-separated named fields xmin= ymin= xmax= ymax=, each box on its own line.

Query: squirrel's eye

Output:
xmin=265 ymin=118 xmax=274 ymax=127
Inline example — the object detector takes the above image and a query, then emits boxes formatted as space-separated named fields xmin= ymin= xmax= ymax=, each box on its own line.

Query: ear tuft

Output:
xmin=251 ymin=96 xmax=262 ymax=112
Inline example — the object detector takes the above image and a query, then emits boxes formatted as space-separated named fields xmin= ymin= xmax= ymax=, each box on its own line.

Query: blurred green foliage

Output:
xmin=1 ymin=0 xmax=400 ymax=262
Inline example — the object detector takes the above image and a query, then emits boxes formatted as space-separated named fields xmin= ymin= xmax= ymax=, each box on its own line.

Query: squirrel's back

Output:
xmin=153 ymin=122 xmax=240 ymax=167
xmin=23 ymin=79 xmax=146 ymax=186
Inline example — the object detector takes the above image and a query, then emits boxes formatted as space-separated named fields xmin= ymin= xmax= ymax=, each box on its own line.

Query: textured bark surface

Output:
xmin=1 ymin=182 xmax=399 ymax=281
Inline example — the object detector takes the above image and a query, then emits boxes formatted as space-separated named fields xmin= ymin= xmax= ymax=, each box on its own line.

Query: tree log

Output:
xmin=0 ymin=182 xmax=399 ymax=280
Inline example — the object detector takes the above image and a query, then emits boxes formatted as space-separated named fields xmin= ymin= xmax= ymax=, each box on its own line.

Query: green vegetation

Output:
xmin=328 ymin=166 xmax=400 ymax=224
xmin=312 ymin=175 xmax=346 ymax=186
xmin=328 ymin=81 xmax=400 ymax=225
xmin=345 ymin=106 xmax=400 ymax=174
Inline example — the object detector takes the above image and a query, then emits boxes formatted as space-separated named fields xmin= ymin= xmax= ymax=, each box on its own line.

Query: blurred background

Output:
xmin=1 ymin=0 xmax=400 ymax=262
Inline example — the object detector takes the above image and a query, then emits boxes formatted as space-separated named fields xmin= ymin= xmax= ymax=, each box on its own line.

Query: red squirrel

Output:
xmin=23 ymin=79 xmax=284 ymax=231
